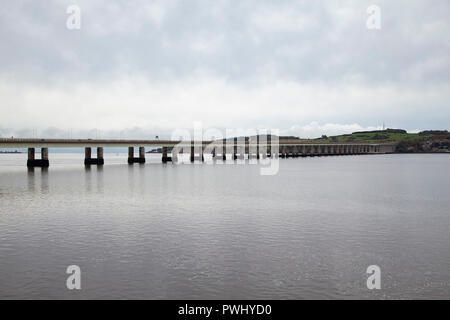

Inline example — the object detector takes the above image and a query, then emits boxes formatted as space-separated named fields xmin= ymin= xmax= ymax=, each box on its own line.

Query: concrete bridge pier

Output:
xmin=256 ymin=137 xmax=260 ymax=160
xmin=285 ymin=146 xmax=292 ymax=158
xmin=84 ymin=147 xmax=104 ymax=165
xmin=300 ymin=146 xmax=306 ymax=157
xmin=248 ymin=136 xmax=260 ymax=160
xmin=189 ymin=142 xmax=203 ymax=162
xmin=27 ymin=147 xmax=49 ymax=168
xmin=172 ymin=147 xmax=179 ymax=163
xmin=128 ymin=147 xmax=146 ymax=164
xmin=162 ymin=146 xmax=172 ymax=162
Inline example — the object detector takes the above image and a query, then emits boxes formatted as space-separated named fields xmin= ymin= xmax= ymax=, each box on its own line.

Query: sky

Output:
xmin=0 ymin=0 xmax=449 ymax=139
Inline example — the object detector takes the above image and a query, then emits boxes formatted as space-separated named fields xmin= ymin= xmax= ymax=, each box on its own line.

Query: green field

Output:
xmin=315 ymin=130 xmax=432 ymax=143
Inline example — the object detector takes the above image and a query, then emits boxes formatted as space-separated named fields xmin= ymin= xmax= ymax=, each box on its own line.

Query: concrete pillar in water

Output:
xmin=172 ymin=146 xmax=179 ymax=163
xmin=162 ymin=146 xmax=172 ymax=163
xmin=85 ymin=147 xmax=104 ymax=165
xmin=285 ymin=146 xmax=291 ymax=158
xmin=84 ymin=147 xmax=91 ymax=165
xmin=280 ymin=146 xmax=286 ymax=158
xmin=97 ymin=147 xmax=105 ymax=165
xmin=97 ymin=147 xmax=103 ymax=159
xmin=136 ymin=146 xmax=145 ymax=163
xmin=128 ymin=147 xmax=134 ymax=164
xmin=256 ymin=136 xmax=260 ymax=159
xmin=128 ymin=146 xmax=145 ymax=164
xmin=300 ymin=145 xmax=305 ymax=157
xmin=28 ymin=148 xmax=35 ymax=161
xmin=27 ymin=147 xmax=49 ymax=167
xmin=41 ymin=148 xmax=48 ymax=161
xmin=222 ymin=144 xmax=226 ymax=161
xmin=315 ymin=145 xmax=321 ymax=156
xmin=162 ymin=146 xmax=167 ymax=162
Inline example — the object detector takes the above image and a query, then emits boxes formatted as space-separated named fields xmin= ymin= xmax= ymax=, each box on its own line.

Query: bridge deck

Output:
xmin=0 ymin=138 xmax=395 ymax=148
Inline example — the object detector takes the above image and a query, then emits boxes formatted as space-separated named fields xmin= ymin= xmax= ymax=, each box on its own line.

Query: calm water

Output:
xmin=0 ymin=153 xmax=449 ymax=299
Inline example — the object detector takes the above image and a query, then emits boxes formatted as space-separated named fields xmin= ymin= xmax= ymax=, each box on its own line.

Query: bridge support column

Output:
xmin=162 ymin=146 xmax=172 ymax=162
xmin=301 ymin=146 xmax=306 ymax=157
xmin=97 ymin=147 xmax=104 ymax=163
xmin=286 ymin=146 xmax=293 ymax=158
xmin=27 ymin=147 xmax=49 ymax=168
xmin=256 ymin=136 xmax=260 ymax=159
xmin=84 ymin=147 xmax=104 ymax=165
xmin=139 ymin=147 xmax=145 ymax=160
xmin=222 ymin=144 xmax=226 ymax=161
xmin=281 ymin=146 xmax=286 ymax=158
xmin=128 ymin=147 xmax=146 ymax=164
xmin=190 ymin=143 xmax=195 ymax=162
xmin=172 ymin=146 xmax=179 ymax=163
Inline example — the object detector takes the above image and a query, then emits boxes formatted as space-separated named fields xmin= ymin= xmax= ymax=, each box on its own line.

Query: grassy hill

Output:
xmin=313 ymin=129 xmax=450 ymax=153
xmin=315 ymin=129 xmax=433 ymax=143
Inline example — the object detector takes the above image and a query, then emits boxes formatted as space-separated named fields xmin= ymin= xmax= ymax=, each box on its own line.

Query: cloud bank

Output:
xmin=0 ymin=0 xmax=449 ymax=138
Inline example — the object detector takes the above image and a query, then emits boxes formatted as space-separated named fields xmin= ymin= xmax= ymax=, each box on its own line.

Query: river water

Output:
xmin=0 ymin=153 xmax=449 ymax=299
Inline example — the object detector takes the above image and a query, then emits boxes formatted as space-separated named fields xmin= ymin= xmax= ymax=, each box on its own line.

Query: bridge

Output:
xmin=0 ymin=138 xmax=397 ymax=168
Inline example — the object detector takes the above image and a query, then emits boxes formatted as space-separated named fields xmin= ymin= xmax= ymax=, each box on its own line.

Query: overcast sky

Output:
xmin=0 ymin=0 xmax=449 ymax=139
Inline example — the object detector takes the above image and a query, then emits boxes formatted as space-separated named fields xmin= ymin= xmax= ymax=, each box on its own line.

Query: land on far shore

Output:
xmin=313 ymin=129 xmax=450 ymax=153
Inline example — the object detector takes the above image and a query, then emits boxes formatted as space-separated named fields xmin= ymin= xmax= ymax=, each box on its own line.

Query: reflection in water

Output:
xmin=1 ymin=154 xmax=450 ymax=299
xmin=27 ymin=169 xmax=35 ymax=192
xmin=26 ymin=167 xmax=49 ymax=194
xmin=84 ymin=165 xmax=104 ymax=194
xmin=40 ymin=168 xmax=49 ymax=194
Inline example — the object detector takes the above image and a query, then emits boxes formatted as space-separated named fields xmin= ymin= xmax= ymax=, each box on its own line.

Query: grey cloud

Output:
xmin=0 ymin=0 xmax=449 ymax=136
xmin=1 ymin=0 xmax=449 ymax=84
